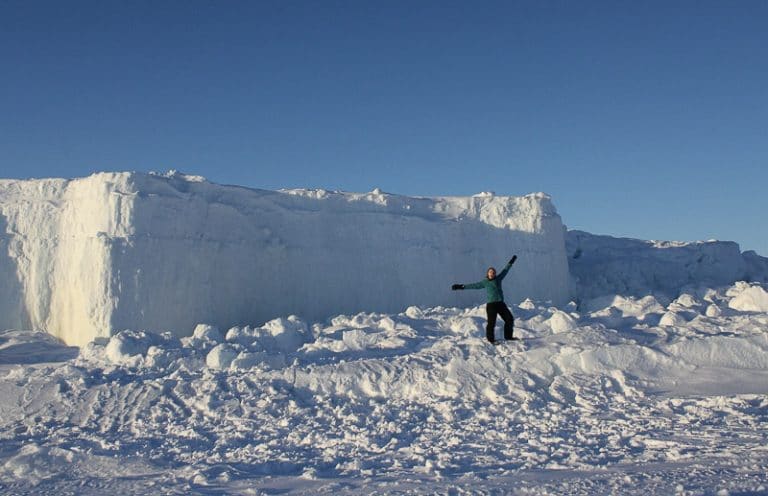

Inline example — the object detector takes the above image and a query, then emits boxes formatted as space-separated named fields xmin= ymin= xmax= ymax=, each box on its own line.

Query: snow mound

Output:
xmin=104 ymin=331 xmax=152 ymax=366
xmin=584 ymin=294 xmax=667 ymax=327
xmin=670 ymin=293 xmax=701 ymax=309
xmin=2 ymin=444 xmax=78 ymax=486
xmin=659 ymin=311 xmax=687 ymax=327
xmin=706 ymin=304 xmax=723 ymax=317
xmin=192 ymin=324 xmax=223 ymax=343
xmin=547 ymin=310 xmax=578 ymax=333
xmin=95 ymin=330 xmax=182 ymax=367
xmin=0 ymin=172 xmax=569 ymax=345
xmin=206 ymin=343 xmax=238 ymax=369
xmin=728 ymin=283 xmax=768 ymax=312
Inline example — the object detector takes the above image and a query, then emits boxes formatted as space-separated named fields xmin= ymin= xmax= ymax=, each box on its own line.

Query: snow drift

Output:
xmin=0 ymin=172 xmax=570 ymax=345
xmin=2 ymin=281 xmax=767 ymax=494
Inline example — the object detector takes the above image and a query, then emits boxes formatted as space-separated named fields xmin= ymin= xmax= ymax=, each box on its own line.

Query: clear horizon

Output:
xmin=1 ymin=1 xmax=766 ymax=255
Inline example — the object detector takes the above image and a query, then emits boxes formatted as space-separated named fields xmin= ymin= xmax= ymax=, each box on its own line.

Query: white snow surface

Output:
xmin=2 ymin=172 xmax=768 ymax=494
xmin=728 ymin=283 xmax=768 ymax=312
xmin=0 ymin=172 xmax=569 ymax=346
xmin=1 ymin=282 xmax=767 ymax=494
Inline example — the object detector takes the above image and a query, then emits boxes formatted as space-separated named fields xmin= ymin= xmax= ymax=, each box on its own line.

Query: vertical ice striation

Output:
xmin=0 ymin=174 xmax=137 ymax=345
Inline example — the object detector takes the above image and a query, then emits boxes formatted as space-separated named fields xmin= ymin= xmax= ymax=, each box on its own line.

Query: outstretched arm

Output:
xmin=497 ymin=255 xmax=517 ymax=281
xmin=452 ymin=281 xmax=485 ymax=290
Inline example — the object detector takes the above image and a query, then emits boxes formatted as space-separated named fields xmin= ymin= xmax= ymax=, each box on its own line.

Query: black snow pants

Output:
xmin=486 ymin=301 xmax=514 ymax=343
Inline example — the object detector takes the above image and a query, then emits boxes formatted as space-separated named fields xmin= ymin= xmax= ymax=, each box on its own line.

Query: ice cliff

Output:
xmin=0 ymin=172 xmax=570 ymax=345
xmin=566 ymin=230 xmax=768 ymax=300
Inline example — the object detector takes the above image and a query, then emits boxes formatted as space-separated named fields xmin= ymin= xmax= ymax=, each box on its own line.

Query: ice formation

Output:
xmin=2 ymin=172 xmax=768 ymax=494
xmin=0 ymin=172 xmax=569 ymax=345
xmin=566 ymin=230 xmax=764 ymax=300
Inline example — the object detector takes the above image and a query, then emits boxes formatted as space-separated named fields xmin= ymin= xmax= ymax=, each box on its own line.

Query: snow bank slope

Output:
xmin=567 ymin=230 xmax=767 ymax=300
xmin=1 ymin=282 xmax=767 ymax=494
xmin=0 ymin=172 xmax=569 ymax=345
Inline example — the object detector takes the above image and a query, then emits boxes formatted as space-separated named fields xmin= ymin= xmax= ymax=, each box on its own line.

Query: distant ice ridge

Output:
xmin=0 ymin=171 xmax=569 ymax=345
xmin=567 ymin=230 xmax=768 ymax=301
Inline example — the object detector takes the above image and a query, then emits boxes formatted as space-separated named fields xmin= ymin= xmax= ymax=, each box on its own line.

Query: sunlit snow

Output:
xmin=1 ymin=173 xmax=767 ymax=495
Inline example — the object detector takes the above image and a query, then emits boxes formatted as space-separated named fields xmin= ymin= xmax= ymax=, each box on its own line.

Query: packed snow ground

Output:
xmin=2 ymin=282 xmax=768 ymax=494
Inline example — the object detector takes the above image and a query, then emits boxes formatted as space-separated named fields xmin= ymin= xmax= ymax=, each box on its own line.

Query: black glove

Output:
xmin=509 ymin=255 xmax=517 ymax=265
xmin=451 ymin=284 xmax=464 ymax=290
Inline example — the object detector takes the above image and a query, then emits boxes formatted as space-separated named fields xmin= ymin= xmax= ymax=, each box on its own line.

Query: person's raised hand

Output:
xmin=509 ymin=255 xmax=517 ymax=265
xmin=451 ymin=284 xmax=464 ymax=290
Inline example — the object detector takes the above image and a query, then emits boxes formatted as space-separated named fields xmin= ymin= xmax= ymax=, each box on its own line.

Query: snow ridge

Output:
xmin=567 ymin=230 xmax=767 ymax=300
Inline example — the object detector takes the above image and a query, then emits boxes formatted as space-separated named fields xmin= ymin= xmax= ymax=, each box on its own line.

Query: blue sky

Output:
xmin=1 ymin=1 xmax=766 ymax=255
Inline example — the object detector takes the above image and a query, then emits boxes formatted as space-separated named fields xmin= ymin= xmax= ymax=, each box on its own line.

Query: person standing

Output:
xmin=452 ymin=255 xmax=518 ymax=344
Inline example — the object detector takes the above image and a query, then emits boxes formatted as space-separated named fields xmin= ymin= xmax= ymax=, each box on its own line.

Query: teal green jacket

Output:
xmin=463 ymin=262 xmax=513 ymax=303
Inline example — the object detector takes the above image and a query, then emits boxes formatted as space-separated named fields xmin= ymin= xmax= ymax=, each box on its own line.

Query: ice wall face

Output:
xmin=566 ymin=230 xmax=762 ymax=300
xmin=0 ymin=174 xmax=136 ymax=345
xmin=0 ymin=172 xmax=570 ymax=345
